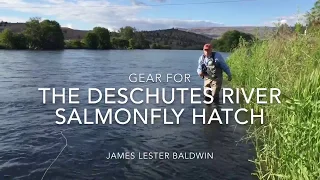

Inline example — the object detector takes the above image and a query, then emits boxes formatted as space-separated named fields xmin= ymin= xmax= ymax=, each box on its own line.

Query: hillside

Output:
xmin=140 ymin=28 xmax=211 ymax=49
xmin=178 ymin=26 xmax=278 ymax=39
xmin=0 ymin=23 xmax=26 ymax=33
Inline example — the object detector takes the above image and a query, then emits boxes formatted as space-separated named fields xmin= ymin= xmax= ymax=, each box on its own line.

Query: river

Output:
xmin=0 ymin=49 xmax=257 ymax=180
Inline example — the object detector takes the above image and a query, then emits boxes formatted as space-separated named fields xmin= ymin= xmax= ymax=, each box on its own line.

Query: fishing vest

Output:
xmin=201 ymin=52 xmax=223 ymax=80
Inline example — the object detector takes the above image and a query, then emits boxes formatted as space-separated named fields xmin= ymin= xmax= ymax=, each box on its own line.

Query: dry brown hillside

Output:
xmin=178 ymin=26 xmax=277 ymax=39
xmin=0 ymin=23 xmax=26 ymax=33
xmin=60 ymin=28 xmax=88 ymax=40
xmin=0 ymin=22 xmax=88 ymax=40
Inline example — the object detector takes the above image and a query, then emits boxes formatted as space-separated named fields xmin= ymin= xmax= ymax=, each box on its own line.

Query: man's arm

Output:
xmin=216 ymin=53 xmax=232 ymax=77
xmin=197 ymin=56 xmax=203 ymax=76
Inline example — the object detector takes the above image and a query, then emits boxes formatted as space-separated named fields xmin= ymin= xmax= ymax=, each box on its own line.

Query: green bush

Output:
xmin=64 ymin=40 xmax=85 ymax=49
xmin=83 ymin=32 xmax=99 ymax=49
xmin=211 ymin=30 xmax=256 ymax=52
xmin=151 ymin=43 xmax=171 ymax=49
xmin=92 ymin=27 xmax=111 ymax=49
xmin=0 ymin=29 xmax=27 ymax=49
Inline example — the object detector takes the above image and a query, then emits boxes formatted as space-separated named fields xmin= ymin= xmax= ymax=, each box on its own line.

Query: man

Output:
xmin=197 ymin=43 xmax=232 ymax=103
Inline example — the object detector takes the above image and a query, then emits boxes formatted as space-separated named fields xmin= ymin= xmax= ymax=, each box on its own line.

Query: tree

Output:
xmin=119 ymin=26 xmax=135 ymax=40
xmin=23 ymin=17 xmax=64 ymax=50
xmin=83 ymin=32 xmax=99 ymax=49
xmin=306 ymin=0 xmax=320 ymax=26
xmin=132 ymin=32 xmax=150 ymax=49
xmin=92 ymin=27 xmax=111 ymax=49
xmin=150 ymin=43 xmax=158 ymax=49
xmin=0 ymin=29 xmax=15 ymax=49
xmin=64 ymin=40 xmax=84 ymax=49
xmin=211 ymin=38 xmax=222 ymax=50
xmin=111 ymin=37 xmax=119 ymax=48
xmin=150 ymin=43 xmax=170 ymax=49
xmin=13 ymin=33 xmax=27 ymax=49
xmin=211 ymin=30 xmax=255 ymax=52
xmin=24 ymin=17 xmax=42 ymax=49
xmin=276 ymin=23 xmax=293 ymax=36
xmin=118 ymin=39 xmax=129 ymax=49
xmin=110 ymin=31 xmax=120 ymax=38
xmin=40 ymin=20 xmax=65 ymax=50
xmin=294 ymin=23 xmax=305 ymax=34
xmin=128 ymin=38 xmax=135 ymax=49
xmin=111 ymin=37 xmax=129 ymax=49
xmin=0 ymin=29 xmax=27 ymax=49
xmin=305 ymin=0 xmax=320 ymax=35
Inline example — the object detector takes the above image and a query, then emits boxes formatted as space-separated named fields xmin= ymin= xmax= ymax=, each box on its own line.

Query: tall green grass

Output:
xmin=227 ymin=32 xmax=320 ymax=179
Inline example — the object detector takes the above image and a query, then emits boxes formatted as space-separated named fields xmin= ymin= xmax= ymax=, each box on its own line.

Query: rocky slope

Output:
xmin=178 ymin=26 xmax=277 ymax=39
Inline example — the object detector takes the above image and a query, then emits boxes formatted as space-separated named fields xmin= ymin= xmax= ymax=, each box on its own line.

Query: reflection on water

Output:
xmin=0 ymin=50 xmax=257 ymax=180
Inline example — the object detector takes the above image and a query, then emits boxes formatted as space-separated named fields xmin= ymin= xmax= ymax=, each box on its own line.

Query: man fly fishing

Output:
xmin=197 ymin=43 xmax=232 ymax=104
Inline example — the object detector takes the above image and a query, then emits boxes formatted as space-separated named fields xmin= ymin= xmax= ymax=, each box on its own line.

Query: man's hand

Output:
xmin=228 ymin=75 xmax=232 ymax=81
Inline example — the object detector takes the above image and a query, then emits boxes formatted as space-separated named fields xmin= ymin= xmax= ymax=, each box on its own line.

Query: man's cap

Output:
xmin=203 ymin=43 xmax=212 ymax=50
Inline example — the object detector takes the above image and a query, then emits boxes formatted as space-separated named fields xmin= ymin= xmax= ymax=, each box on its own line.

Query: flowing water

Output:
xmin=0 ymin=49 xmax=257 ymax=180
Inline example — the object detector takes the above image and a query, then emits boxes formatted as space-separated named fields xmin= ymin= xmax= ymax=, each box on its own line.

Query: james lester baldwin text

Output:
xmin=106 ymin=152 xmax=215 ymax=160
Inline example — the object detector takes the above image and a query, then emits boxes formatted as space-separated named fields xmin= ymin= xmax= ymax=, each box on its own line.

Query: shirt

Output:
xmin=197 ymin=52 xmax=232 ymax=77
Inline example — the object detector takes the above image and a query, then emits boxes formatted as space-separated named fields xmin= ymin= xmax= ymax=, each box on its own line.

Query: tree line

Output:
xmin=65 ymin=26 xmax=152 ymax=50
xmin=0 ymin=17 xmax=181 ymax=50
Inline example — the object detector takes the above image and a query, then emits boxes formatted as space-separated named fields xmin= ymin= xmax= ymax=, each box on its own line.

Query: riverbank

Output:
xmin=226 ymin=31 xmax=320 ymax=179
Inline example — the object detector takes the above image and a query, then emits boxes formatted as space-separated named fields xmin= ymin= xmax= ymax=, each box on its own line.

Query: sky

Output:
xmin=0 ymin=0 xmax=317 ymax=31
